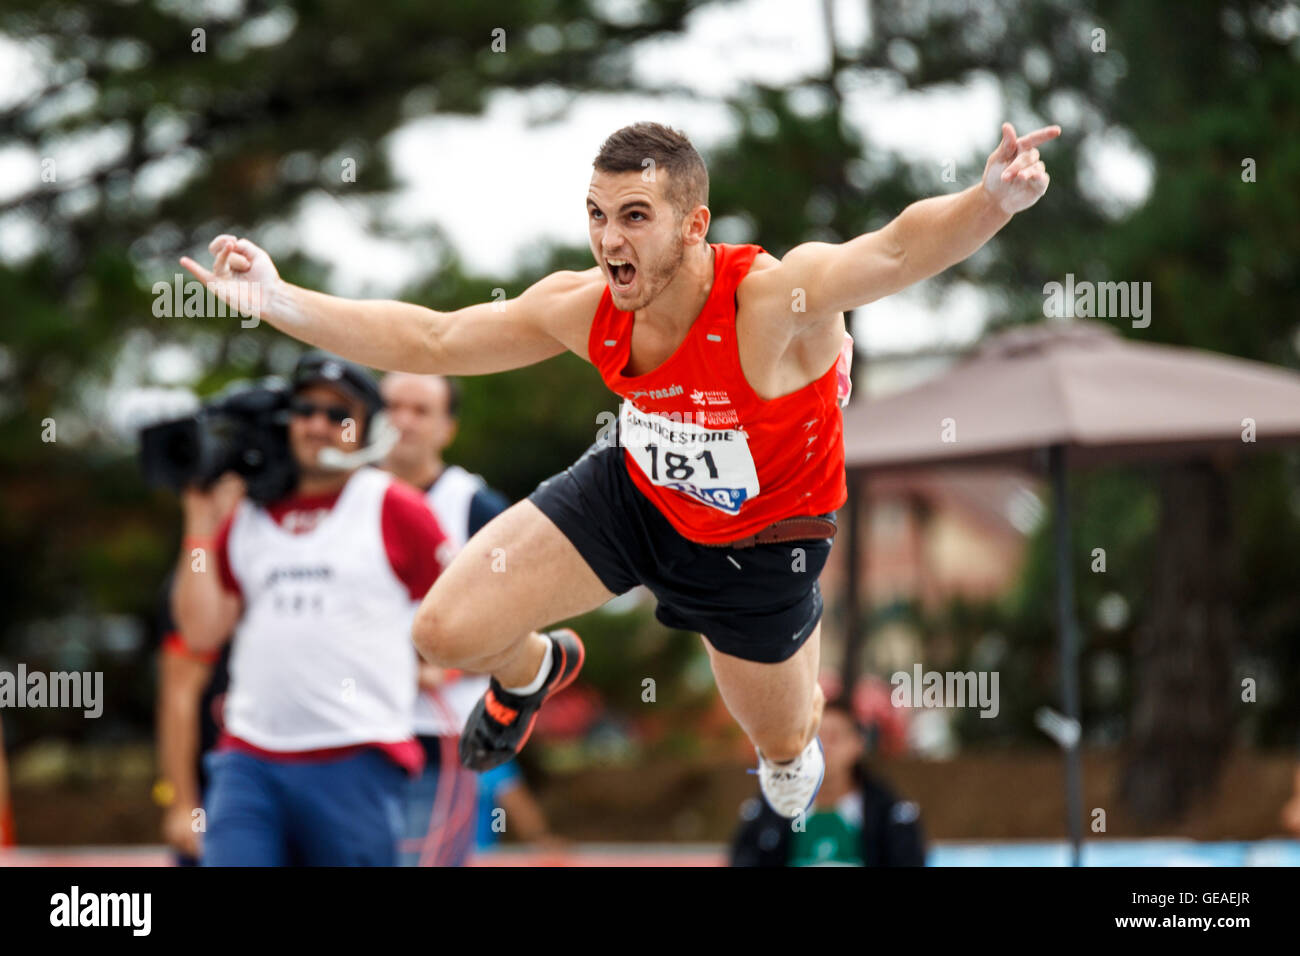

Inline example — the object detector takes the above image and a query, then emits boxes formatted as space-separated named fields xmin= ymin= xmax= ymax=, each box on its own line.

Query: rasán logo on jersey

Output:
xmin=626 ymin=384 xmax=684 ymax=402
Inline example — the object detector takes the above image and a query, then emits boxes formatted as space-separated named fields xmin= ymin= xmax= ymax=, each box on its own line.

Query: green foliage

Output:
xmin=2 ymin=0 xmax=1299 ymax=754
xmin=0 ymin=0 xmax=711 ymax=744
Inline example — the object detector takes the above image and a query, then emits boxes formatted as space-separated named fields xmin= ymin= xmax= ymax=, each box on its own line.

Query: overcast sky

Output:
xmin=0 ymin=0 xmax=1153 ymax=415
xmin=291 ymin=0 xmax=1147 ymax=360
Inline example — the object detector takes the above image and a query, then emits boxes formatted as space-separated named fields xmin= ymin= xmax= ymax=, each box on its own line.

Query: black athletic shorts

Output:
xmin=528 ymin=434 xmax=834 ymax=664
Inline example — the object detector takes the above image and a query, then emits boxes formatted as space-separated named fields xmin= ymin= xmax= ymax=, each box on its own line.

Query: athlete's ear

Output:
xmin=682 ymin=204 xmax=710 ymax=246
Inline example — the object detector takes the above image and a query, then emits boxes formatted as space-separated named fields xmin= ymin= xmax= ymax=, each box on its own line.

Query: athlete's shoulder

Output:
xmin=743 ymin=248 xmax=782 ymax=277
xmin=733 ymin=245 xmax=788 ymax=303
xmin=737 ymin=243 xmax=842 ymax=328
xmin=524 ymin=267 xmax=606 ymax=307
xmin=521 ymin=267 xmax=607 ymax=361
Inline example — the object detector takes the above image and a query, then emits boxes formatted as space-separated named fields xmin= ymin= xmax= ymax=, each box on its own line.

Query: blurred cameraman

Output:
xmin=171 ymin=352 xmax=448 ymax=866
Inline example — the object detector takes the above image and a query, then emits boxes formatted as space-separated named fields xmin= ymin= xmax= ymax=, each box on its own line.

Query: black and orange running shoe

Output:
xmin=458 ymin=629 xmax=585 ymax=771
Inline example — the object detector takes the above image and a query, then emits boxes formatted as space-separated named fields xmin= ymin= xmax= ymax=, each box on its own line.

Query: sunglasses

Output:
xmin=290 ymin=398 xmax=353 ymax=424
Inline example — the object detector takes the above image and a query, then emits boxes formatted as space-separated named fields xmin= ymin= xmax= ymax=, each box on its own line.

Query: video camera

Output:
xmin=138 ymin=379 xmax=297 ymax=505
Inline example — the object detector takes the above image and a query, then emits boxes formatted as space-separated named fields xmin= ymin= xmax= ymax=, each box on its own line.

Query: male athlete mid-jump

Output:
xmin=182 ymin=120 xmax=1057 ymax=817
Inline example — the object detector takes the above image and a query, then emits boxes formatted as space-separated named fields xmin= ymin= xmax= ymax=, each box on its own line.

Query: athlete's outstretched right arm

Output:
xmin=180 ymin=235 xmax=586 ymax=374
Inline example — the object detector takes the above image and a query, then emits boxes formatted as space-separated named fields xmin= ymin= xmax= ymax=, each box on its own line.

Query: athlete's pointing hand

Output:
xmin=180 ymin=235 xmax=282 ymax=321
xmin=982 ymin=122 xmax=1060 ymax=215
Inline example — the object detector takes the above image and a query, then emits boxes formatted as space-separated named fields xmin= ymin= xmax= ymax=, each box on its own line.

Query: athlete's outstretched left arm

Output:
xmin=780 ymin=122 xmax=1060 ymax=317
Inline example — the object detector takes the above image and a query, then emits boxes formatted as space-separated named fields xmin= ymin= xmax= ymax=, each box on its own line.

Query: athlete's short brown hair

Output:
xmin=593 ymin=122 xmax=709 ymax=218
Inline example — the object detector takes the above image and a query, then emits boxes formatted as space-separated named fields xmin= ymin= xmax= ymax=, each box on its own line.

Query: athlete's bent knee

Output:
xmin=411 ymin=602 xmax=469 ymax=667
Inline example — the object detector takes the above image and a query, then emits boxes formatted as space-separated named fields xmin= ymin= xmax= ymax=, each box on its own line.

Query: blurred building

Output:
xmin=820 ymin=467 xmax=1044 ymax=678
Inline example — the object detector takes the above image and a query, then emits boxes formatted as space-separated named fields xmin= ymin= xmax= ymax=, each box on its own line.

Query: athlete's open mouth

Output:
xmin=607 ymin=257 xmax=637 ymax=291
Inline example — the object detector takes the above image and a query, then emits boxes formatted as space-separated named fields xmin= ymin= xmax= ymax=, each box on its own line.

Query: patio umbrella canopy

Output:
xmin=838 ymin=319 xmax=1300 ymax=864
xmin=843 ymin=320 xmax=1300 ymax=474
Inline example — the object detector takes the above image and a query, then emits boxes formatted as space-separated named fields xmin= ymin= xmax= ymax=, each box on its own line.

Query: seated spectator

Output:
xmin=729 ymin=696 xmax=926 ymax=867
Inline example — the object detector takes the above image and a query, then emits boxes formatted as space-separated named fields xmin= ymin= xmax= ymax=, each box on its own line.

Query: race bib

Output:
xmin=619 ymin=401 xmax=760 ymax=514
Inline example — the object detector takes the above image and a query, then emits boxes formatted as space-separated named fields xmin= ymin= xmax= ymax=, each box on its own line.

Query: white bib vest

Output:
xmin=424 ymin=464 xmax=481 ymax=550
xmin=223 ymin=467 xmax=417 ymax=750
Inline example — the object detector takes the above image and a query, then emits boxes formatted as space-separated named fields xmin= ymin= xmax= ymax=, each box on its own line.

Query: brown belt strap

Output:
xmin=702 ymin=515 xmax=838 ymax=550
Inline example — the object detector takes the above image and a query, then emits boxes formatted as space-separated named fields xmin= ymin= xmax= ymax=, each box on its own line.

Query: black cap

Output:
xmin=291 ymin=351 xmax=384 ymax=416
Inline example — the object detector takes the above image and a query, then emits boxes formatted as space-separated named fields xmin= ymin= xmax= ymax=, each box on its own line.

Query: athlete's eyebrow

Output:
xmin=586 ymin=198 xmax=651 ymax=215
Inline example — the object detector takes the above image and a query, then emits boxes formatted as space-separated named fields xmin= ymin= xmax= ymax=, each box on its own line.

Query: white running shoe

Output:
xmin=757 ymin=736 xmax=825 ymax=818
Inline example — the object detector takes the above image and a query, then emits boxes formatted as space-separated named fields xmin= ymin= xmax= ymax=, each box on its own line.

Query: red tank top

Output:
xmin=588 ymin=242 xmax=849 ymax=544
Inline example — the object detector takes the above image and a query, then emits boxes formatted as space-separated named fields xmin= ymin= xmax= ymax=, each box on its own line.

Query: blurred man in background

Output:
xmin=380 ymin=372 xmax=509 ymax=866
xmin=172 ymin=353 xmax=447 ymax=866
xmin=729 ymin=696 xmax=926 ymax=866
xmin=473 ymin=761 xmax=564 ymax=855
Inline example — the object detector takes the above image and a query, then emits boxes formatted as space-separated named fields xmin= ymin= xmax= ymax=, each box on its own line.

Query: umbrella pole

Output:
xmin=1050 ymin=444 xmax=1085 ymax=866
